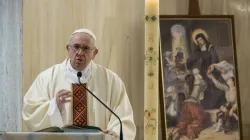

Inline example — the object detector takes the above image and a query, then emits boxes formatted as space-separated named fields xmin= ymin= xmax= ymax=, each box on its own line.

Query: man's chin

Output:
xmin=73 ymin=63 xmax=85 ymax=71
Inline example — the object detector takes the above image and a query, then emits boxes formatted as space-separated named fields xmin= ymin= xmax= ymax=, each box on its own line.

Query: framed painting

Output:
xmin=159 ymin=15 xmax=242 ymax=140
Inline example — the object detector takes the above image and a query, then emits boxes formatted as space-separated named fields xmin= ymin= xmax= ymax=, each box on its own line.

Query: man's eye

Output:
xmin=74 ymin=46 xmax=80 ymax=49
xmin=83 ymin=46 xmax=90 ymax=50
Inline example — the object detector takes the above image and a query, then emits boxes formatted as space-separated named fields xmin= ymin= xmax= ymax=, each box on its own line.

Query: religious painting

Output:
xmin=159 ymin=15 xmax=242 ymax=140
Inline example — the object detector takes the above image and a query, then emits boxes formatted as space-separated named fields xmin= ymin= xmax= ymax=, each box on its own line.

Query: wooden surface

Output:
xmin=188 ymin=0 xmax=201 ymax=15
xmin=23 ymin=0 xmax=250 ymax=139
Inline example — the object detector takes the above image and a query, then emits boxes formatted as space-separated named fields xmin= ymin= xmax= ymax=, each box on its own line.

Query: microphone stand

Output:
xmin=77 ymin=73 xmax=123 ymax=140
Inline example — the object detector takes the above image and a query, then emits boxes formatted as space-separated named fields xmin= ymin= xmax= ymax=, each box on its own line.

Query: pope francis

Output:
xmin=22 ymin=28 xmax=136 ymax=140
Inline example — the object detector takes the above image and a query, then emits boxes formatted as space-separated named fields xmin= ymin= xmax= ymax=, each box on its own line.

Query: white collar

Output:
xmin=200 ymin=45 xmax=206 ymax=51
xmin=65 ymin=59 xmax=92 ymax=83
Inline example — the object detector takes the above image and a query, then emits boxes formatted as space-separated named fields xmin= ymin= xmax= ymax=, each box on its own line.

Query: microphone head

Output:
xmin=77 ymin=72 xmax=82 ymax=78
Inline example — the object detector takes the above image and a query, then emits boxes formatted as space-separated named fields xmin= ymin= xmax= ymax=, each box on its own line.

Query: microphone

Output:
xmin=77 ymin=72 xmax=123 ymax=140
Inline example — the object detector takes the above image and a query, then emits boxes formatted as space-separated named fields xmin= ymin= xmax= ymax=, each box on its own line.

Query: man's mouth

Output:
xmin=76 ymin=58 xmax=83 ymax=61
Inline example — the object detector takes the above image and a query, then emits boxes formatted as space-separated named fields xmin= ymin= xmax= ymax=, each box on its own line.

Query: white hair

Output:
xmin=68 ymin=28 xmax=97 ymax=47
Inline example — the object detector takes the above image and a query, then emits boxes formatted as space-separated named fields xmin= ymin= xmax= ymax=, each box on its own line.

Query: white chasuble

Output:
xmin=22 ymin=58 xmax=136 ymax=140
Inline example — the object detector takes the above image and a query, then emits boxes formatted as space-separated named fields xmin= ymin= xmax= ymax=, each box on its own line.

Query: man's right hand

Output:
xmin=56 ymin=89 xmax=72 ymax=112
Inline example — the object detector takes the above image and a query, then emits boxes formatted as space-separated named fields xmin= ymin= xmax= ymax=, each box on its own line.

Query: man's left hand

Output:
xmin=103 ymin=130 xmax=119 ymax=138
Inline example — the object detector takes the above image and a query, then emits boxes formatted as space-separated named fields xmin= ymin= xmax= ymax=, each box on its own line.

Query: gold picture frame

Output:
xmin=159 ymin=15 xmax=242 ymax=140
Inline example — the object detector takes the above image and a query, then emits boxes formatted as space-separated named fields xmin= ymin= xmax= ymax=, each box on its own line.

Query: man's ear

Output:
xmin=94 ymin=49 xmax=98 ymax=55
xmin=66 ymin=45 xmax=70 ymax=51
xmin=92 ymin=49 xmax=98 ymax=59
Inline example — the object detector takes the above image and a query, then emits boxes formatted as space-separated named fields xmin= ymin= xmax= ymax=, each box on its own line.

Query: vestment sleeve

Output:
xmin=106 ymin=74 xmax=136 ymax=140
xmin=22 ymin=74 xmax=63 ymax=131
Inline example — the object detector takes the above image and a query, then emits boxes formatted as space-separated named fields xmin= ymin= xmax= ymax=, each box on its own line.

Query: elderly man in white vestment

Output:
xmin=22 ymin=28 xmax=136 ymax=140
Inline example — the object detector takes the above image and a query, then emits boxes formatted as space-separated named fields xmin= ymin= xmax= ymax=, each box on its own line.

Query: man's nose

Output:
xmin=76 ymin=48 xmax=84 ymax=55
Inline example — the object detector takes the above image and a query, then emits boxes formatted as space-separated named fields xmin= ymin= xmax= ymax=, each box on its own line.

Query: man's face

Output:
xmin=66 ymin=33 xmax=98 ymax=71
xmin=167 ymin=87 xmax=176 ymax=99
xmin=196 ymin=37 xmax=205 ymax=46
